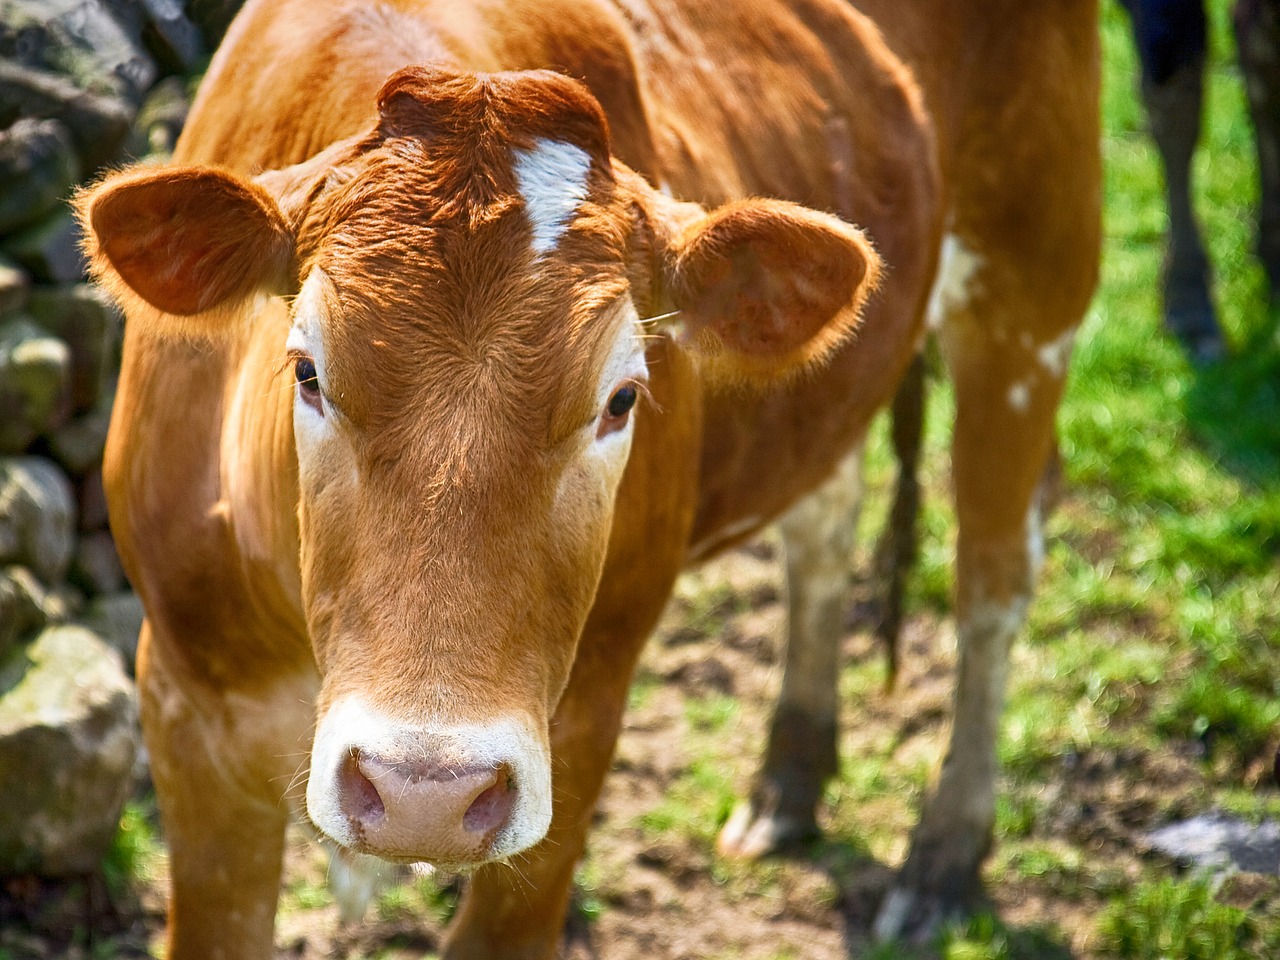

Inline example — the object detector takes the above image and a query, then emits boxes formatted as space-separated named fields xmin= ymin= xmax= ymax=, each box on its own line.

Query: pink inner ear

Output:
xmin=90 ymin=170 xmax=292 ymax=317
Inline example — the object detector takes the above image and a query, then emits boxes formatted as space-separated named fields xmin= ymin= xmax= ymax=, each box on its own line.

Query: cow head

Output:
xmin=80 ymin=67 xmax=879 ymax=867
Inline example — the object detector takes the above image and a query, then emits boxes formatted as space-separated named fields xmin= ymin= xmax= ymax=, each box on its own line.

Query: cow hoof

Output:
xmin=871 ymin=885 xmax=967 ymax=944
xmin=715 ymin=798 xmax=814 ymax=860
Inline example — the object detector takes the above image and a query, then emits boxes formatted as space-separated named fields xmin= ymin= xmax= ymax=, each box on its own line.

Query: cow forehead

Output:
xmin=292 ymin=253 xmax=635 ymax=453
xmin=298 ymin=66 xmax=622 ymax=259
xmin=286 ymin=119 xmax=635 ymax=427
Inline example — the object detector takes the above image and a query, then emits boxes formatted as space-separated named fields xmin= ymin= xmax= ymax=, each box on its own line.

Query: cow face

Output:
xmin=81 ymin=67 xmax=880 ymax=868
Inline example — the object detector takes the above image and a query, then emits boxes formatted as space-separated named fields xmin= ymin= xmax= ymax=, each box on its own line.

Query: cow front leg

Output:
xmin=717 ymin=447 xmax=863 ymax=858
xmin=139 ymin=621 xmax=315 ymax=960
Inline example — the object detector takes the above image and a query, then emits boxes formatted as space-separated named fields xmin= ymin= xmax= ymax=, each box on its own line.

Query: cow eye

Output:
xmin=295 ymin=356 xmax=323 ymax=414
xmin=598 ymin=384 xmax=637 ymax=438
xmin=608 ymin=385 xmax=637 ymax=418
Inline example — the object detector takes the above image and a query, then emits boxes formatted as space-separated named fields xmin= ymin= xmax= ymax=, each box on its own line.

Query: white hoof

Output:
xmin=716 ymin=800 xmax=798 ymax=860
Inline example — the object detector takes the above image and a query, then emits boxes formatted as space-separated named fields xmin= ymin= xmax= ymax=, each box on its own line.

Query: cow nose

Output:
xmin=337 ymin=750 xmax=517 ymax=863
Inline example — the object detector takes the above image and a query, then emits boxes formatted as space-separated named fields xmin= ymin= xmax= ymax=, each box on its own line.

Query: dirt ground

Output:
xmin=2 ymin=535 xmax=1275 ymax=960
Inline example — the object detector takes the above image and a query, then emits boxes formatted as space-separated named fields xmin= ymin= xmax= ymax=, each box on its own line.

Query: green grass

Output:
xmin=638 ymin=755 xmax=738 ymax=844
xmin=1098 ymin=877 xmax=1258 ymax=960
xmin=374 ymin=873 xmax=458 ymax=927
xmin=1001 ymin=0 xmax=1279 ymax=945
xmin=685 ymin=693 xmax=740 ymax=733
xmin=102 ymin=798 xmax=164 ymax=898
xmin=878 ymin=0 xmax=1279 ymax=767
xmin=988 ymin=0 xmax=1279 ymax=946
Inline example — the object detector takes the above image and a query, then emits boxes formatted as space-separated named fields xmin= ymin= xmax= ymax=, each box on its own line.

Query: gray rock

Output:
xmin=0 ymin=456 xmax=76 ymax=583
xmin=0 ymin=624 xmax=139 ymax=876
xmin=1 ymin=208 xmax=87 ymax=283
xmin=1148 ymin=812 xmax=1280 ymax=875
xmin=81 ymin=589 xmax=142 ymax=668
xmin=76 ymin=466 xmax=109 ymax=533
xmin=182 ymin=0 xmax=244 ymax=48
xmin=42 ymin=581 xmax=82 ymax=622
xmin=0 ymin=118 xmax=80 ymax=235
xmin=0 ymin=317 xmax=70 ymax=452
xmin=49 ymin=403 xmax=111 ymax=476
xmin=0 ymin=60 xmax=133 ymax=171
xmin=27 ymin=284 xmax=119 ymax=414
xmin=137 ymin=0 xmax=205 ymax=73
xmin=0 ymin=565 xmax=47 ymax=660
xmin=69 ymin=529 xmax=124 ymax=595
xmin=0 ymin=0 xmax=158 ymax=102
xmin=0 ymin=256 xmax=29 ymax=318
xmin=127 ymin=73 xmax=188 ymax=158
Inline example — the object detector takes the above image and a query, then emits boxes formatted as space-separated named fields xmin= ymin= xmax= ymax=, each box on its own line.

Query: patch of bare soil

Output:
xmin=2 ymin=536 xmax=1270 ymax=959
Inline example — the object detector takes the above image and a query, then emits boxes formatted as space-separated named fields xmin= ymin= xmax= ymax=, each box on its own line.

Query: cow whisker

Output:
xmin=639 ymin=309 xmax=681 ymax=325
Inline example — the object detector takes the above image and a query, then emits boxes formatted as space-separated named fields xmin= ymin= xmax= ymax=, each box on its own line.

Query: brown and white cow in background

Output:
xmin=79 ymin=0 xmax=1101 ymax=956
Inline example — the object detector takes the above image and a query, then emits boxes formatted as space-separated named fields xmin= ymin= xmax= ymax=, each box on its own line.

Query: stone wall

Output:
xmin=0 ymin=0 xmax=243 ymax=879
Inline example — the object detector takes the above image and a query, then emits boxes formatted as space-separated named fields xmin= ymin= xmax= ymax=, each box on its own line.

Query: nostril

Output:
xmin=339 ymin=750 xmax=385 ymax=827
xmin=463 ymin=763 xmax=516 ymax=835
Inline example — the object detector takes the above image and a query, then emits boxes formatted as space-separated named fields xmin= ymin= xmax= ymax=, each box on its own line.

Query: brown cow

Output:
xmin=79 ymin=0 xmax=1100 ymax=956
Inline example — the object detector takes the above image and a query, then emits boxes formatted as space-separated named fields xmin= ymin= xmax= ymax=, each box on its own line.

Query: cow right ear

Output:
xmin=78 ymin=165 xmax=294 ymax=338
xmin=618 ymin=165 xmax=881 ymax=384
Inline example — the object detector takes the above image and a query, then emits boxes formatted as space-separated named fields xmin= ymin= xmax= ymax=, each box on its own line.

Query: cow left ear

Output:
xmin=78 ymin=165 xmax=294 ymax=339
xmin=628 ymin=172 xmax=881 ymax=381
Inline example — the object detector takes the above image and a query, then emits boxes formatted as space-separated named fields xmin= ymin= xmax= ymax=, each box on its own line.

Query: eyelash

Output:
xmin=291 ymin=353 xmax=323 ymax=415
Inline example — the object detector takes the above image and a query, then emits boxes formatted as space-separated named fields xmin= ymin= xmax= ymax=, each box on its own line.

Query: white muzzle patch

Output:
xmin=306 ymin=696 xmax=553 ymax=865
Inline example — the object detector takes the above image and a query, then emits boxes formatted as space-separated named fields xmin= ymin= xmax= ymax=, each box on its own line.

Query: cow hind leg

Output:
xmin=1123 ymin=0 xmax=1223 ymax=359
xmin=874 ymin=242 xmax=1092 ymax=941
xmin=718 ymin=446 xmax=863 ymax=859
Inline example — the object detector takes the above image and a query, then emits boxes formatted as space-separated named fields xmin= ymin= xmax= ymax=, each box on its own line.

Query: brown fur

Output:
xmin=83 ymin=0 xmax=1100 ymax=956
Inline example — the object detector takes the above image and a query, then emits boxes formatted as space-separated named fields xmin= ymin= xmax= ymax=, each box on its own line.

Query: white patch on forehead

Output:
xmin=512 ymin=138 xmax=592 ymax=256
xmin=925 ymin=232 xmax=983 ymax=331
